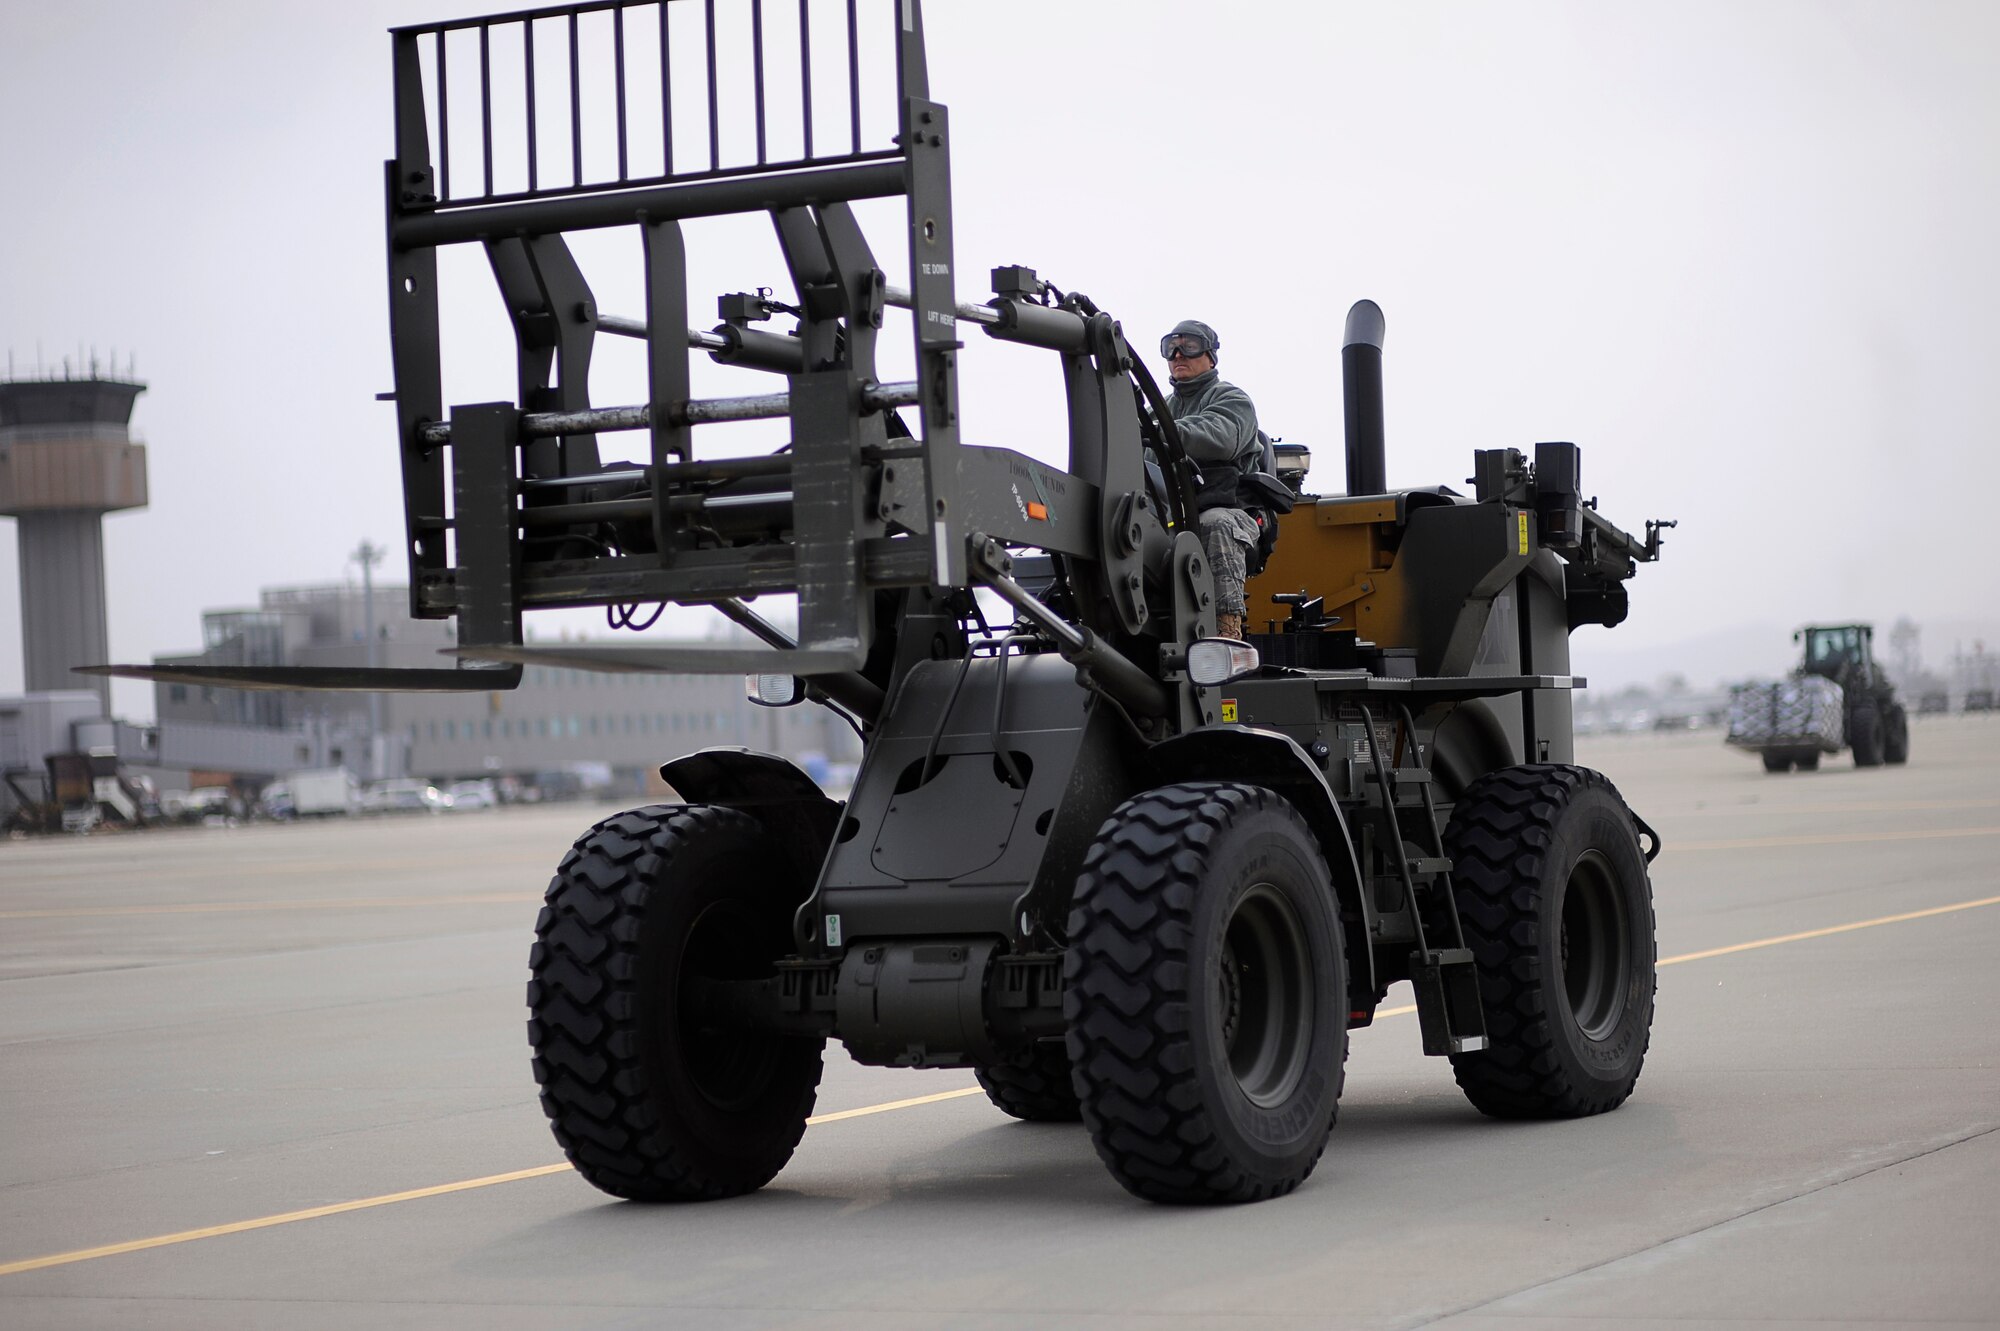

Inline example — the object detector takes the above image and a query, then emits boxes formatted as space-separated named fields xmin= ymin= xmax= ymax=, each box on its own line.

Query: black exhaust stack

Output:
xmin=1342 ymin=300 xmax=1387 ymax=496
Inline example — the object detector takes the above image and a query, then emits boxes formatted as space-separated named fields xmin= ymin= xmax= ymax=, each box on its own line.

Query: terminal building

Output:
xmin=0 ymin=365 xmax=856 ymax=824
xmin=148 ymin=582 xmax=860 ymax=798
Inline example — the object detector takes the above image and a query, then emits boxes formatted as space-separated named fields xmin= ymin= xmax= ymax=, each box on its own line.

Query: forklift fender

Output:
xmin=1145 ymin=725 xmax=1376 ymax=992
xmin=658 ymin=747 xmax=842 ymax=881
xmin=1424 ymin=698 xmax=1518 ymax=799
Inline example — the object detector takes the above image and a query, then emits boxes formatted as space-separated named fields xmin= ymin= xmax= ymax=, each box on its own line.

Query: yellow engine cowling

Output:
xmin=1243 ymin=496 xmax=1417 ymax=646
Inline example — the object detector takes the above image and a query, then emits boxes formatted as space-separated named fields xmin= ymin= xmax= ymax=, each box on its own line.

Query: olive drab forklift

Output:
xmin=90 ymin=0 xmax=1672 ymax=1204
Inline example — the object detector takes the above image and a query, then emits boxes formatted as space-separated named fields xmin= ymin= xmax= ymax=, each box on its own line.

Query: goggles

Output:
xmin=1160 ymin=334 xmax=1212 ymax=360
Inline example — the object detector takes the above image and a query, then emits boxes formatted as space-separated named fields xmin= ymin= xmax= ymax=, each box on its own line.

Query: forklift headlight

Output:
xmin=746 ymin=673 xmax=804 ymax=707
xmin=1186 ymin=638 xmax=1261 ymax=688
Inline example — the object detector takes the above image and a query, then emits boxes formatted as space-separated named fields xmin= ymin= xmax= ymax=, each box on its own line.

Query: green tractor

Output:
xmin=1729 ymin=625 xmax=1909 ymax=772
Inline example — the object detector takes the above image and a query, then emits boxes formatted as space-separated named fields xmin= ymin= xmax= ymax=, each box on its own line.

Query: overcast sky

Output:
xmin=4 ymin=0 xmax=1997 ymax=721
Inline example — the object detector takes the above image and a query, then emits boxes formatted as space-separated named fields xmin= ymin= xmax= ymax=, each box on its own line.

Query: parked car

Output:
xmin=185 ymin=786 xmax=239 ymax=823
xmin=446 ymin=780 xmax=497 ymax=811
xmin=362 ymin=780 xmax=450 ymax=814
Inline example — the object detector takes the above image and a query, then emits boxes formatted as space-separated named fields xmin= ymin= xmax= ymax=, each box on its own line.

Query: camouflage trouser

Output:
xmin=1198 ymin=506 xmax=1260 ymax=615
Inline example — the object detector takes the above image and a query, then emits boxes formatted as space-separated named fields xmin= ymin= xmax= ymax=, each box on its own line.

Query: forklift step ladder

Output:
xmin=1348 ymin=700 xmax=1488 ymax=1055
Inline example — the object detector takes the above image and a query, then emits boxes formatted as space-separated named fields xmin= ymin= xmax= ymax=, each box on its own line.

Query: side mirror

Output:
xmin=745 ymin=673 xmax=805 ymax=707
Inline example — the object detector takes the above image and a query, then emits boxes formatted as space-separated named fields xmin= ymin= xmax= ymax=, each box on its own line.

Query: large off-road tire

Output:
xmin=974 ymin=1041 xmax=1082 ymax=1122
xmin=1761 ymin=752 xmax=1792 ymax=774
xmin=1443 ymin=765 xmax=1655 ymax=1119
xmin=528 ymin=805 xmax=824 ymax=1200
xmin=1064 ymin=783 xmax=1347 ymax=1204
xmin=1883 ymin=705 xmax=1910 ymax=765
xmin=1795 ymin=751 xmax=1821 ymax=772
xmin=1850 ymin=705 xmax=1884 ymax=767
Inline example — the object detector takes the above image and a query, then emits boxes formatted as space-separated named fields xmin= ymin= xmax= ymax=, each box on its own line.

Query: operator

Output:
xmin=1160 ymin=319 xmax=1262 ymax=641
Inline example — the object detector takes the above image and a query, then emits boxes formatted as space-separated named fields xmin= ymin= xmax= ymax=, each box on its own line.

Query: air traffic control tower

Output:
xmin=0 ymin=373 xmax=149 ymax=712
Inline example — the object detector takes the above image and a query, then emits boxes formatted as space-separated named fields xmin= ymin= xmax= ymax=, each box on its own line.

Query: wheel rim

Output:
xmin=1216 ymin=883 xmax=1314 ymax=1108
xmin=676 ymin=899 xmax=782 ymax=1111
xmin=1558 ymin=850 xmax=1630 ymax=1041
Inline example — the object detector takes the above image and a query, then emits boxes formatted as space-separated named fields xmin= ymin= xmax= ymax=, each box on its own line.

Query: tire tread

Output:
xmin=1442 ymin=764 xmax=1654 ymax=1120
xmin=527 ymin=804 xmax=823 ymax=1201
xmin=974 ymin=1043 xmax=1083 ymax=1122
xmin=1064 ymin=783 xmax=1341 ymax=1204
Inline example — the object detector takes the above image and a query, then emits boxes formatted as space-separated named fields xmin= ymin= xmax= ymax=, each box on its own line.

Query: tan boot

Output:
xmin=1216 ymin=611 xmax=1244 ymax=641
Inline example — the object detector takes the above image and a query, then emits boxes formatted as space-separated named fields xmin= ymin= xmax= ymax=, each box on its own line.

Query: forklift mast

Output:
xmin=374 ymin=0 xmax=1202 ymax=726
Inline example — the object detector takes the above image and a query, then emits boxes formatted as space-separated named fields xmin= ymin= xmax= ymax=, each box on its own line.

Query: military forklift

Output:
xmin=1797 ymin=625 xmax=1909 ymax=766
xmin=90 ymin=0 xmax=1670 ymax=1204
xmin=1727 ymin=624 xmax=1909 ymax=772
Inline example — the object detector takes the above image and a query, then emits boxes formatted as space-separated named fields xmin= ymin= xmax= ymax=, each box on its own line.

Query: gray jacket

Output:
xmin=1165 ymin=368 xmax=1260 ymax=512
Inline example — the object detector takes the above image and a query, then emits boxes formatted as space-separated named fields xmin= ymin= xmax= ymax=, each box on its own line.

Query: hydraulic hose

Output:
xmin=1125 ymin=353 xmax=1197 ymax=533
xmin=1067 ymin=292 xmax=1196 ymax=533
xmin=969 ymin=533 xmax=1170 ymax=719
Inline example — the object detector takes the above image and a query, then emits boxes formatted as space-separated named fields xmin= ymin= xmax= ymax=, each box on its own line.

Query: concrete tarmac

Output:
xmin=2 ymin=716 xmax=1996 ymax=1329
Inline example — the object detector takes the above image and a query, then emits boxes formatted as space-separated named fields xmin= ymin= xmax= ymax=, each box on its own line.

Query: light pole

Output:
xmin=351 ymin=539 xmax=384 ymax=779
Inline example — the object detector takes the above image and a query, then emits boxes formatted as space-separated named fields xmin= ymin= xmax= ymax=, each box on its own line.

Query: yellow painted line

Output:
xmin=10 ymin=892 xmax=2000 ymax=1279
xmin=1360 ymin=891 xmax=2000 ymax=1015
xmin=0 ymin=1164 xmax=575 ymax=1277
xmin=0 ymin=894 xmax=539 ymax=921
xmin=804 ymin=1085 xmax=985 ymax=1124
xmin=1657 ymin=893 xmax=2000 ymax=967
xmin=1366 ymin=893 xmax=2000 ymax=1020
xmin=0 ymin=1084 xmax=985 ymax=1278
xmin=1671 ymin=825 xmax=2000 ymax=852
